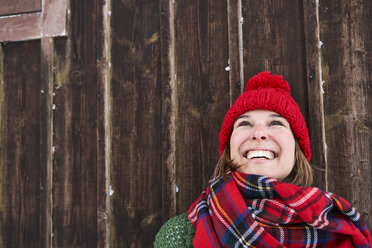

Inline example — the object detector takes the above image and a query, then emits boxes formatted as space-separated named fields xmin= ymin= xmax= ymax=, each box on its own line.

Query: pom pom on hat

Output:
xmin=245 ymin=71 xmax=291 ymax=93
xmin=218 ymin=72 xmax=312 ymax=161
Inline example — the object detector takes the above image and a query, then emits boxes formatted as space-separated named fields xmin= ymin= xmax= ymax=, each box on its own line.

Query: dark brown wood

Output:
xmin=227 ymin=0 xmax=243 ymax=100
xmin=302 ymin=0 xmax=326 ymax=189
xmin=0 ymin=40 xmax=43 ymax=247
xmin=160 ymin=0 xmax=177 ymax=222
xmin=0 ymin=0 xmax=371 ymax=246
xmin=173 ymin=0 xmax=230 ymax=214
xmin=367 ymin=0 xmax=372 ymax=231
xmin=0 ymin=0 xmax=67 ymax=42
xmin=319 ymin=0 xmax=372 ymax=231
xmin=0 ymin=0 xmax=41 ymax=16
xmin=52 ymin=0 xmax=104 ymax=246
xmin=110 ymin=0 xmax=163 ymax=247
xmin=0 ymin=41 xmax=4 ymax=248
xmin=96 ymin=0 xmax=110 ymax=247
xmin=242 ymin=0 xmax=309 ymax=120
xmin=39 ymin=38 xmax=53 ymax=248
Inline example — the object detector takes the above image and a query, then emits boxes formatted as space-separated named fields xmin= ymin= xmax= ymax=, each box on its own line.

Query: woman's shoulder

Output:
xmin=154 ymin=213 xmax=195 ymax=248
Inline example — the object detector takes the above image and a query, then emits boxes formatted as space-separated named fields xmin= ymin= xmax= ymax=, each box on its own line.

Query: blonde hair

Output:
xmin=213 ymin=139 xmax=313 ymax=187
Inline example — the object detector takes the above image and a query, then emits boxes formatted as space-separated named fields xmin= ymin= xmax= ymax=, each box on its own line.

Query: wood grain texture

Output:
xmin=159 ymin=0 xmax=177 ymax=222
xmin=0 ymin=0 xmax=41 ymax=16
xmin=52 ymin=0 xmax=103 ymax=246
xmin=39 ymin=38 xmax=53 ymax=248
xmin=0 ymin=0 xmax=67 ymax=42
xmin=173 ymin=0 xmax=230 ymax=213
xmin=0 ymin=0 xmax=370 ymax=245
xmin=96 ymin=0 xmax=110 ymax=247
xmin=302 ymin=0 xmax=326 ymax=189
xmin=242 ymin=0 xmax=309 ymax=119
xmin=319 ymin=0 xmax=372 ymax=230
xmin=0 ymin=14 xmax=41 ymax=42
xmin=227 ymin=0 xmax=243 ymax=100
xmin=0 ymin=44 xmax=3 ymax=248
xmin=0 ymin=41 xmax=43 ymax=247
xmin=110 ymin=0 xmax=163 ymax=247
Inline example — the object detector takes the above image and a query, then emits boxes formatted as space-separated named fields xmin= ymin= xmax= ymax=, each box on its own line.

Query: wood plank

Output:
xmin=110 ymin=0 xmax=163 ymax=246
xmin=39 ymin=38 xmax=53 ymax=248
xmin=0 ymin=13 xmax=41 ymax=41
xmin=242 ymin=0 xmax=309 ymax=121
xmin=319 ymin=0 xmax=372 ymax=231
xmin=0 ymin=0 xmax=41 ymax=16
xmin=302 ymin=0 xmax=326 ymax=189
xmin=96 ymin=0 xmax=110 ymax=247
xmin=0 ymin=40 xmax=4 ymax=248
xmin=0 ymin=40 xmax=43 ymax=247
xmin=173 ymin=0 xmax=230 ymax=213
xmin=52 ymin=0 xmax=104 ymax=246
xmin=0 ymin=0 xmax=67 ymax=42
xmin=227 ymin=0 xmax=243 ymax=100
xmin=159 ymin=0 xmax=176 ymax=222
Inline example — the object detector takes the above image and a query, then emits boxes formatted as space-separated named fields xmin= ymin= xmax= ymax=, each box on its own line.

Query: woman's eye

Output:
xmin=270 ymin=120 xmax=284 ymax=126
xmin=237 ymin=121 xmax=251 ymax=127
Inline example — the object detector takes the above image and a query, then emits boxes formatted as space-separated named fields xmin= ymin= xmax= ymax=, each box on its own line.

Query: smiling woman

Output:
xmin=229 ymin=110 xmax=296 ymax=182
xmin=154 ymin=72 xmax=372 ymax=247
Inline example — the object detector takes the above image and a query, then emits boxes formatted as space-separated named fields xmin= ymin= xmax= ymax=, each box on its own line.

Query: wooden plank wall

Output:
xmin=0 ymin=0 xmax=370 ymax=247
xmin=320 ymin=0 xmax=372 ymax=224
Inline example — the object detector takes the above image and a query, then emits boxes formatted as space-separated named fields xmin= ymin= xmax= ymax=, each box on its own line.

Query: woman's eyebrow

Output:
xmin=235 ymin=113 xmax=285 ymax=122
xmin=235 ymin=114 xmax=250 ymax=121
xmin=270 ymin=113 xmax=285 ymax=119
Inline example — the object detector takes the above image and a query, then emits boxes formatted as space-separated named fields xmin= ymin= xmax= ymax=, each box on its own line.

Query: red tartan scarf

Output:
xmin=188 ymin=171 xmax=371 ymax=247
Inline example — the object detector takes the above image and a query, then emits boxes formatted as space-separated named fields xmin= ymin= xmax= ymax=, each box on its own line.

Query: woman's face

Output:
xmin=230 ymin=109 xmax=295 ymax=180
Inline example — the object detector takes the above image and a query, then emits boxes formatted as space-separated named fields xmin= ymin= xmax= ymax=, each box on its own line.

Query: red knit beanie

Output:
xmin=218 ymin=71 xmax=311 ymax=161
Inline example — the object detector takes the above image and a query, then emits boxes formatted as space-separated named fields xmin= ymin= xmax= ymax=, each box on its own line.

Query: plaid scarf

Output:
xmin=188 ymin=171 xmax=371 ymax=247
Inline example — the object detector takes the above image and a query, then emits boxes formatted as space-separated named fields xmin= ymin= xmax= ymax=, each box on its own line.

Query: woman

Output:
xmin=154 ymin=72 xmax=371 ymax=247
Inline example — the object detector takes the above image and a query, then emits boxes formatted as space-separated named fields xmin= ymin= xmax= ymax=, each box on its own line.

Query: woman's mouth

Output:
xmin=244 ymin=150 xmax=276 ymax=160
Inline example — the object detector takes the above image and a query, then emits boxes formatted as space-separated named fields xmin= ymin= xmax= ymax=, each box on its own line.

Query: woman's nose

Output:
xmin=250 ymin=125 xmax=268 ymax=141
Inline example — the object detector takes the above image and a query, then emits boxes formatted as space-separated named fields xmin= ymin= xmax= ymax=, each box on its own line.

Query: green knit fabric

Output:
xmin=154 ymin=213 xmax=195 ymax=248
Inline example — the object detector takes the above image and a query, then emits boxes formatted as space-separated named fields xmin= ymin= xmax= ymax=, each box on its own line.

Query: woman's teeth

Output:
xmin=246 ymin=150 xmax=274 ymax=160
